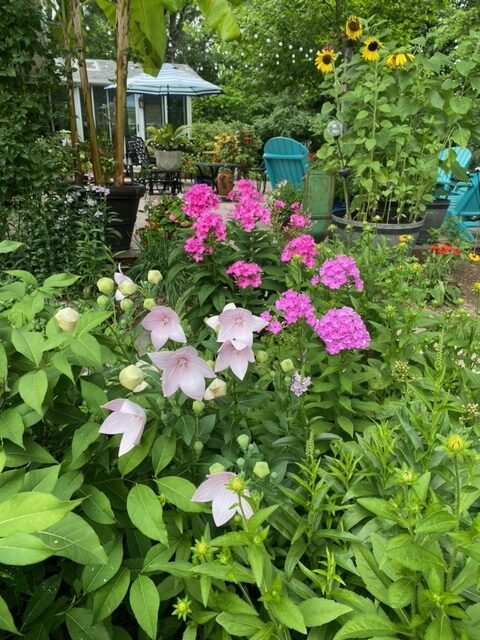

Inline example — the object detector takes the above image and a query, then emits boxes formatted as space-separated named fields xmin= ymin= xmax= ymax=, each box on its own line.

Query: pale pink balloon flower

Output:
xmin=206 ymin=303 xmax=267 ymax=348
xmin=215 ymin=340 xmax=255 ymax=380
xmin=99 ymin=398 xmax=146 ymax=456
xmin=142 ymin=305 xmax=187 ymax=349
xmin=192 ymin=472 xmax=253 ymax=526
xmin=150 ymin=346 xmax=215 ymax=401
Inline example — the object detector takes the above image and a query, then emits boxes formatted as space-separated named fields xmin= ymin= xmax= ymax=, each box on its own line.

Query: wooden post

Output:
xmin=113 ymin=0 xmax=131 ymax=186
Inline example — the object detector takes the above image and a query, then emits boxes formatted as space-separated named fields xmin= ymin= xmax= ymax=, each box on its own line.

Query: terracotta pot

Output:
xmin=215 ymin=168 xmax=234 ymax=196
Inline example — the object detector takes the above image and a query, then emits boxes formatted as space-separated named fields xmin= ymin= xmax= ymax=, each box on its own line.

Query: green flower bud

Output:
xmin=120 ymin=298 xmax=134 ymax=313
xmin=119 ymin=364 xmax=144 ymax=391
xmin=236 ymin=457 xmax=245 ymax=467
xmin=118 ymin=280 xmax=137 ymax=296
xmin=96 ymin=295 xmax=110 ymax=309
xmin=253 ymin=461 xmax=270 ymax=478
xmin=143 ymin=298 xmax=156 ymax=310
xmin=280 ymin=358 xmax=295 ymax=373
xmin=209 ymin=462 xmax=226 ymax=475
xmin=148 ymin=269 xmax=163 ymax=284
xmin=256 ymin=350 xmax=269 ymax=364
xmin=96 ymin=277 xmax=115 ymax=296
xmin=237 ymin=434 xmax=250 ymax=451
xmin=193 ymin=440 xmax=203 ymax=455
xmin=192 ymin=400 xmax=205 ymax=415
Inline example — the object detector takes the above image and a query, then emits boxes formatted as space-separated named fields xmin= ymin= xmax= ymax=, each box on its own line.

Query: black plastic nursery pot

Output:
xmin=416 ymin=199 xmax=450 ymax=245
xmin=331 ymin=214 xmax=425 ymax=248
xmin=106 ymin=183 xmax=146 ymax=252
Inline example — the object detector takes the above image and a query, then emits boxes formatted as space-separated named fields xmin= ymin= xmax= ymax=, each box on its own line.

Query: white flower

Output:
xmin=55 ymin=307 xmax=80 ymax=332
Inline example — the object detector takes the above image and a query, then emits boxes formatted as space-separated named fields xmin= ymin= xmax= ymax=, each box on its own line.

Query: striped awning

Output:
xmin=106 ymin=62 xmax=223 ymax=97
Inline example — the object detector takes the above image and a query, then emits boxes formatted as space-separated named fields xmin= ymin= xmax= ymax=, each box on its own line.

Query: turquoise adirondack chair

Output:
xmin=445 ymin=170 xmax=480 ymax=242
xmin=436 ymin=147 xmax=472 ymax=194
xmin=263 ymin=137 xmax=309 ymax=189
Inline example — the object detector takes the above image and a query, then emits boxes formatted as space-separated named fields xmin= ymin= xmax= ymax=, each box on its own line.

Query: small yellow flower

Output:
xmin=399 ymin=234 xmax=413 ymax=243
xmin=468 ymin=252 xmax=480 ymax=263
xmin=473 ymin=282 xmax=480 ymax=293
xmin=173 ymin=597 xmax=192 ymax=621
xmin=229 ymin=477 xmax=246 ymax=494
xmin=345 ymin=16 xmax=363 ymax=41
xmin=315 ymin=48 xmax=336 ymax=74
xmin=410 ymin=262 xmax=422 ymax=272
xmin=446 ymin=434 xmax=465 ymax=453
xmin=362 ymin=38 xmax=383 ymax=63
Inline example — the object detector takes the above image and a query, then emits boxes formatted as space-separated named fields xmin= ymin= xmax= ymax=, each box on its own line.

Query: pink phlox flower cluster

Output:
xmin=260 ymin=311 xmax=284 ymax=335
xmin=182 ymin=184 xmax=220 ymax=219
xmin=228 ymin=179 xmax=271 ymax=232
xmin=311 ymin=255 xmax=364 ymax=290
xmin=274 ymin=200 xmax=286 ymax=208
xmin=290 ymin=372 xmax=312 ymax=397
xmin=287 ymin=213 xmax=310 ymax=229
xmin=281 ymin=234 xmax=317 ymax=269
xmin=226 ymin=261 xmax=262 ymax=289
xmin=184 ymin=211 xmax=227 ymax=262
xmin=315 ymin=306 xmax=371 ymax=355
xmin=275 ymin=290 xmax=317 ymax=326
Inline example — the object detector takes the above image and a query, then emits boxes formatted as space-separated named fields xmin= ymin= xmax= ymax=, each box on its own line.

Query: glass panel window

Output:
xmin=167 ymin=96 xmax=187 ymax=129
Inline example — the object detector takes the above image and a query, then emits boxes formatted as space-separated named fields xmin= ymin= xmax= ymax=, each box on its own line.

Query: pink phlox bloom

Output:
xmin=114 ymin=268 xmax=135 ymax=301
xmin=288 ymin=213 xmax=310 ymax=229
xmin=226 ymin=260 xmax=263 ymax=289
xmin=141 ymin=306 xmax=187 ymax=349
xmin=192 ymin=472 xmax=253 ymax=526
xmin=215 ymin=340 xmax=255 ymax=380
xmin=228 ymin=179 xmax=270 ymax=231
xmin=182 ymin=184 xmax=220 ymax=218
xmin=260 ymin=311 xmax=272 ymax=323
xmin=274 ymin=200 xmax=286 ymax=208
xmin=290 ymin=202 xmax=301 ymax=211
xmin=216 ymin=307 xmax=268 ymax=348
xmin=312 ymin=255 xmax=364 ymax=291
xmin=315 ymin=306 xmax=371 ymax=355
xmin=275 ymin=290 xmax=317 ymax=326
xmin=149 ymin=346 xmax=215 ymax=400
xmin=184 ymin=211 xmax=227 ymax=262
xmin=281 ymin=234 xmax=317 ymax=269
xmin=99 ymin=399 xmax=146 ymax=456
xmin=267 ymin=320 xmax=283 ymax=334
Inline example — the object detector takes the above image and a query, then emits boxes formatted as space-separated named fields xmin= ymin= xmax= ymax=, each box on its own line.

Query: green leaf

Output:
xmin=0 ymin=409 xmax=24 ymax=447
xmin=18 ymin=370 xmax=48 ymax=416
xmin=357 ymin=498 xmax=401 ymax=523
xmin=424 ymin=614 xmax=453 ymax=640
xmin=79 ymin=485 xmax=116 ymax=525
xmin=216 ymin=612 xmax=267 ymax=637
xmin=248 ymin=543 xmax=265 ymax=588
xmin=65 ymin=607 xmax=110 ymax=640
xmin=337 ymin=416 xmax=354 ymax=437
xmin=22 ymin=575 xmax=61 ymax=627
xmin=41 ymin=273 xmax=79 ymax=289
xmin=151 ymin=433 xmax=176 ymax=475
xmin=129 ymin=575 xmax=160 ymax=639
xmin=0 ymin=343 xmax=7 ymax=382
xmin=118 ymin=427 xmax=156 ymax=475
xmin=197 ymin=0 xmax=241 ymax=41
xmin=333 ymin=614 xmax=401 ymax=640
xmin=386 ymin=541 xmax=444 ymax=571
xmin=82 ymin=537 xmax=124 ymax=594
xmin=70 ymin=334 xmax=102 ymax=368
xmin=365 ymin=138 xmax=376 ymax=151
xmin=0 ymin=594 xmax=20 ymax=635
xmin=37 ymin=512 xmax=108 ymax=565
xmin=0 ymin=492 xmax=78 ymax=536
xmin=11 ymin=329 xmax=44 ymax=365
xmin=0 ymin=240 xmax=23 ymax=254
xmin=387 ymin=579 xmax=415 ymax=608
xmin=0 ymin=533 xmax=52 ymax=565
xmin=269 ymin=596 xmax=307 ymax=634
xmin=24 ymin=465 xmax=61 ymax=493
xmin=72 ymin=422 xmax=100 ymax=460
xmin=449 ymin=96 xmax=472 ymax=115
xmin=451 ymin=127 xmax=471 ymax=149
xmin=50 ymin=351 xmax=74 ymax=381
xmin=298 ymin=598 xmax=352 ymax=627
xmin=127 ymin=484 xmax=168 ymax=543
xmin=93 ymin=566 xmax=131 ymax=622
xmin=415 ymin=510 xmax=457 ymax=535
xmin=215 ymin=592 xmax=258 ymax=617
xmin=73 ymin=310 xmax=111 ymax=338
xmin=156 ymin=476 xmax=208 ymax=513
xmin=4 ymin=270 xmax=38 ymax=286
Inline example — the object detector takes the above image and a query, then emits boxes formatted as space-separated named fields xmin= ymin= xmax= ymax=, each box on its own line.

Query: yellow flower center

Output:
xmin=230 ymin=477 xmax=246 ymax=494
xmin=446 ymin=435 xmax=465 ymax=453
xmin=196 ymin=542 xmax=209 ymax=556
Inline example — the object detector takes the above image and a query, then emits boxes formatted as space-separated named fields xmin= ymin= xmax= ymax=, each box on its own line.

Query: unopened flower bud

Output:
xmin=148 ymin=270 xmax=163 ymax=284
xmin=256 ymin=350 xmax=269 ymax=364
xmin=446 ymin=434 xmax=465 ymax=453
xmin=192 ymin=400 xmax=205 ymax=415
xmin=118 ymin=280 xmax=137 ymax=296
xmin=236 ymin=457 xmax=245 ymax=467
xmin=280 ymin=358 xmax=295 ymax=373
xmin=204 ymin=378 xmax=227 ymax=401
xmin=253 ymin=461 xmax=270 ymax=478
xmin=237 ymin=434 xmax=250 ymax=451
xmin=96 ymin=277 xmax=115 ymax=296
xmin=96 ymin=295 xmax=110 ymax=309
xmin=55 ymin=307 xmax=80 ymax=332
xmin=143 ymin=298 xmax=156 ymax=310
xmin=120 ymin=298 xmax=134 ymax=313
xmin=193 ymin=440 xmax=203 ymax=455
xmin=119 ymin=364 xmax=144 ymax=391
xmin=209 ymin=462 xmax=226 ymax=475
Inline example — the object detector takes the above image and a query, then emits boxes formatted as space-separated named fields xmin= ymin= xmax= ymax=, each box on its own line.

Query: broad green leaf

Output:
xmin=127 ymin=484 xmax=168 ymax=543
xmin=80 ymin=379 xmax=108 ymax=412
xmin=450 ymin=96 xmax=472 ymax=115
xmin=357 ymin=498 xmax=401 ymax=523
xmin=50 ymin=351 xmax=74 ymax=381
xmin=23 ymin=465 xmax=60 ymax=493
xmin=415 ymin=510 xmax=457 ymax=535
xmin=0 ymin=448 xmax=5 ymax=474
xmin=73 ymin=310 xmax=111 ymax=338
xmin=65 ymin=607 xmax=110 ymax=640
xmin=215 ymin=592 xmax=258 ymax=616
xmin=79 ymin=485 xmax=116 ymax=525
xmin=451 ymin=127 xmax=471 ymax=149
xmin=0 ymin=492 xmax=78 ymax=536
xmin=299 ymin=598 xmax=352 ymax=627
xmin=250 ymin=622 xmax=276 ymax=640
xmin=152 ymin=433 xmax=176 ymax=475
xmin=82 ymin=537 xmax=124 ymax=594
xmin=22 ymin=575 xmax=61 ymax=627
xmin=4 ymin=440 xmax=56 ymax=468
xmin=0 ymin=533 xmax=52 ymax=565
xmin=387 ymin=579 xmax=415 ymax=608
xmin=197 ymin=0 xmax=241 ymax=40
xmin=4 ymin=270 xmax=38 ymax=286
xmin=333 ymin=614 xmax=401 ymax=640
xmin=0 ymin=343 xmax=7 ymax=381
xmin=93 ymin=566 xmax=131 ymax=622
xmin=18 ymin=370 xmax=48 ymax=416
xmin=0 ymin=409 xmax=24 ymax=447
xmin=41 ymin=273 xmax=79 ymax=289
xmin=70 ymin=334 xmax=102 ymax=368
xmin=269 ymin=596 xmax=306 ymax=634
xmin=424 ymin=614 xmax=453 ymax=640
xmin=155 ymin=476 xmax=208 ymax=513
xmin=129 ymin=575 xmax=159 ymax=639
xmin=0 ymin=594 xmax=20 ymax=635
xmin=386 ymin=542 xmax=444 ymax=571
xmin=37 ymin=512 xmax=108 ymax=565
xmin=0 ymin=240 xmax=23 ymax=253
xmin=248 ymin=543 xmax=265 ymax=588
xmin=117 ymin=427 xmax=156 ymax=475
xmin=216 ymin=612 xmax=267 ymax=637
xmin=72 ymin=422 xmax=100 ymax=460
xmin=11 ymin=329 xmax=44 ymax=366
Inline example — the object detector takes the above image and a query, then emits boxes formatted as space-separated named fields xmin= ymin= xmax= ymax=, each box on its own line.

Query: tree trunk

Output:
xmin=113 ymin=0 xmax=130 ymax=187
xmin=71 ymin=0 xmax=104 ymax=185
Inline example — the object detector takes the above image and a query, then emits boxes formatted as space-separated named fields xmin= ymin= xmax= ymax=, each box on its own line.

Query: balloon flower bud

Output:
xmin=280 ymin=358 xmax=295 ymax=373
xmin=204 ymin=378 xmax=227 ymax=401
xmin=253 ymin=461 xmax=270 ymax=479
xmin=118 ymin=280 xmax=137 ymax=296
xmin=193 ymin=440 xmax=203 ymax=455
xmin=192 ymin=400 xmax=205 ymax=415
xmin=209 ymin=462 xmax=226 ymax=475
xmin=119 ymin=364 xmax=144 ymax=391
xmin=236 ymin=457 xmax=245 ymax=467
xmin=256 ymin=350 xmax=269 ymax=364
xmin=96 ymin=277 xmax=115 ymax=296
xmin=143 ymin=298 xmax=156 ymax=310
xmin=237 ymin=434 xmax=250 ymax=451
xmin=120 ymin=298 xmax=134 ymax=313
xmin=148 ymin=270 xmax=163 ymax=284
xmin=96 ymin=295 xmax=110 ymax=309
xmin=55 ymin=307 xmax=80 ymax=332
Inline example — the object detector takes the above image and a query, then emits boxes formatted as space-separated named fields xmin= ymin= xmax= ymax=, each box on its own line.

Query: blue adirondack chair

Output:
xmin=263 ymin=137 xmax=309 ymax=189
xmin=445 ymin=170 xmax=480 ymax=242
xmin=436 ymin=147 xmax=472 ymax=194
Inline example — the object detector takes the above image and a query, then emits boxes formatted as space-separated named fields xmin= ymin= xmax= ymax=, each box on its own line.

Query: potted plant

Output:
xmin=146 ymin=123 xmax=190 ymax=171
xmin=313 ymin=18 xmax=480 ymax=244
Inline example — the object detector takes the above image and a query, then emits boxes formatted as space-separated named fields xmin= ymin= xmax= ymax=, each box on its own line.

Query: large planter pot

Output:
xmin=155 ymin=150 xmax=182 ymax=171
xmin=416 ymin=199 xmax=450 ymax=245
xmin=303 ymin=171 xmax=335 ymax=240
xmin=331 ymin=214 xmax=425 ymax=248
xmin=106 ymin=183 xmax=146 ymax=252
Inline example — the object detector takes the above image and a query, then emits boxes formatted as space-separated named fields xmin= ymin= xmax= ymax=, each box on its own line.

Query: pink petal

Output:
xmin=114 ymin=272 xmax=128 ymax=286
xmin=238 ymin=496 xmax=254 ymax=520
xmin=168 ymin=324 xmax=187 ymax=344
xmin=149 ymin=351 xmax=174 ymax=370
xmin=142 ymin=306 xmax=177 ymax=330
xmin=192 ymin=472 xmax=234 ymax=502
xmin=150 ymin=326 xmax=171 ymax=349
xmin=118 ymin=419 xmax=144 ymax=456
xmin=205 ymin=314 xmax=220 ymax=330
xmin=102 ymin=399 xmax=128 ymax=412
xmin=179 ymin=367 xmax=208 ymax=401
xmin=99 ymin=412 xmax=134 ymax=435
xmin=251 ymin=315 xmax=269 ymax=332
xmin=212 ymin=487 xmax=238 ymax=526
xmin=161 ymin=367 xmax=181 ymax=397
xmin=229 ymin=346 xmax=254 ymax=381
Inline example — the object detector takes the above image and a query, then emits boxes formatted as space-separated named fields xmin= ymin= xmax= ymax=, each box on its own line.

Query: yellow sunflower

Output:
xmin=345 ymin=16 xmax=363 ymax=41
xmin=315 ymin=48 xmax=336 ymax=74
xmin=387 ymin=52 xmax=415 ymax=68
xmin=362 ymin=38 xmax=383 ymax=63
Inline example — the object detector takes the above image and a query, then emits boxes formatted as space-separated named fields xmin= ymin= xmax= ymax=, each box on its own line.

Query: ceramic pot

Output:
xmin=155 ymin=150 xmax=182 ymax=171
